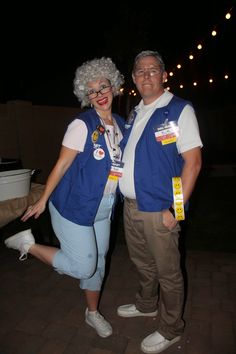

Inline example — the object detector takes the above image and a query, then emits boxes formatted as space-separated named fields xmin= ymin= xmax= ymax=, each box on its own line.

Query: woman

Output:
xmin=4 ymin=57 xmax=125 ymax=338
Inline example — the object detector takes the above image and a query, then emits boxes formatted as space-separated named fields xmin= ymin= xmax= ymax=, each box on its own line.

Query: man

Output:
xmin=118 ymin=50 xmax=202 ymax=353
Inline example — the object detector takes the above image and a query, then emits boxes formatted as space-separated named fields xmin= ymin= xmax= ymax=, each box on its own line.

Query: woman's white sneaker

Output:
xmin=4 ymin=229 xmax=35 ymax=261
xmin=117 ymin=304 xmax=158 ymax=318
xmin=85 ymin=308 xmax=112 ymax=338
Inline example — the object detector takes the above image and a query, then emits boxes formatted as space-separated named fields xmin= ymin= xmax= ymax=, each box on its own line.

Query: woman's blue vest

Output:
xmin=120 ymin=96 xmax=191 ymax=212
xmin=50 ymin=109 xmax=125 ymax=226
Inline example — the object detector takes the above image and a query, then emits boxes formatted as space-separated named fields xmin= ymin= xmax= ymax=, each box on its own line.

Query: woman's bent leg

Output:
xmin=49 ymin=202 xmax=97 ymax=279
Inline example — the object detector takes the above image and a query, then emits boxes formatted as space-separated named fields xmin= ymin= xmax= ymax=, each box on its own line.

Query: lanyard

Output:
xmin=99 ymin=117 xmax=121 ymax=160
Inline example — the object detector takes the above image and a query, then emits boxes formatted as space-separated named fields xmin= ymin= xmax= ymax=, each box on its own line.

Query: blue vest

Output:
xmin=50 ymin=109 xmax=125 ymax=226
xmin=121 ymin=96 xmax=191 ymax=212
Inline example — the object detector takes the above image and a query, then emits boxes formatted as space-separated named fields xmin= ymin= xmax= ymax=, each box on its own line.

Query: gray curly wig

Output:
xmin=73 ymin=57 xmax=125 ymax=108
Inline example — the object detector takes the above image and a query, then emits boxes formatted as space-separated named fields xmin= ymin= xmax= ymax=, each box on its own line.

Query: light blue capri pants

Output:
xmin=49 ymin=194 xmax=115 ymax=291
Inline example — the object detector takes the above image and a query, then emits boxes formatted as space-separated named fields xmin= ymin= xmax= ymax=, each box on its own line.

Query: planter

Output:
xmin=0 ymin=169 xmax=35 ymax=201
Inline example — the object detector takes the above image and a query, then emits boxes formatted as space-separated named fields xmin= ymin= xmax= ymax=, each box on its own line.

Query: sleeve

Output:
xmin=62 ymin=119 xmax=88 ymax=152
xmin=176 ymin=105 xmax=203 ymax=154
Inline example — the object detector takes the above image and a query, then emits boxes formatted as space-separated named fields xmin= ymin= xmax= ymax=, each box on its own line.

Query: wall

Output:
xmin=0 ymin=101 xmax=81 ymax=183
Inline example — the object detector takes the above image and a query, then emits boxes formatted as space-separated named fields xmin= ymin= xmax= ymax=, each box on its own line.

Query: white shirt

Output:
xmin=62 ymin=119 xmax=87 ymax=151
xmin=119 ymin=90 xmax=203 ymax=199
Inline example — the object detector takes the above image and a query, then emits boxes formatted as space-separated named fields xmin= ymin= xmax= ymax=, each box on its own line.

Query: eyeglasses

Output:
xmin=86 ymin=85 xmax=112 ymax=99
xmin=134 ymin=68 xmax=161 ymax=77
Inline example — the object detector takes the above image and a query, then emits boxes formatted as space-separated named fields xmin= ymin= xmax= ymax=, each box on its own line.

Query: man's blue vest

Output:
xmin=50 ymin=109 xmax=125 ymax=226
xmin=121 ymin=96 xmax=191 ymax=212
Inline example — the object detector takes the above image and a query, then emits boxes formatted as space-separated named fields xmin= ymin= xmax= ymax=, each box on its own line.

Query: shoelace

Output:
xmin=19 ymin=252 xmax=27 ymax=261
xmin=93 ymin=312 xmax=105 ymax=323
xmin=89 ymin=312 xmax=109 ymax=329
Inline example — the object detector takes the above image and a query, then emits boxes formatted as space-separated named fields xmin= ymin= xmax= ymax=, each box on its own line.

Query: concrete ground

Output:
xmin=0 ymin=243 xmax=235 ymax=354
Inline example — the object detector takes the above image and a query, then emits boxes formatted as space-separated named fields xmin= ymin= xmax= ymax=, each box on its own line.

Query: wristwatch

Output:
xmin=169 ymin=206 xmax=175 ymax=217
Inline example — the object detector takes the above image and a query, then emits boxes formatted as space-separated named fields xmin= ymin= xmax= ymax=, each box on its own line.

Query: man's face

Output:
xmin=132 ymin=56 xmax=167 ymax=104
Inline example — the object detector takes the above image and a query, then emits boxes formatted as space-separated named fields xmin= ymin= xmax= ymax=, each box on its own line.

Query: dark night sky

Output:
xmin=0 ymin=1 xmax=235 ymax=108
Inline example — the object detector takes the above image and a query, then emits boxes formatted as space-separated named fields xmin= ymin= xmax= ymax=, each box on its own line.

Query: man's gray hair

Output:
xmin=133 ymin=50 xmax=165 ymax=72
xmin=73 ymin=57 xmax=124 ymax=108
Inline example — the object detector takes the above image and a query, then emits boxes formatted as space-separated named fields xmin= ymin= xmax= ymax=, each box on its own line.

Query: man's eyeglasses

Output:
xmin=86 ymin=86 xmax=112 ymax=99
xmin=134 ymin=68 xmax=161 ymax=77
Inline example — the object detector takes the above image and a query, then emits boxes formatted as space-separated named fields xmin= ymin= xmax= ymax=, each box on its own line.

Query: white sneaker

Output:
xmin=4 ymin=229 xmax=35 ymax=261
xmin=85 ymin=308 xmax=112 ymax=338
xmin=141 ymin=330 xmax=181 ymax=353
xmin=117 ymin=304 xmax=158 ymax=318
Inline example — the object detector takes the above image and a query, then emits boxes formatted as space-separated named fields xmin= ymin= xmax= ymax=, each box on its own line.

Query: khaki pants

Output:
xmin=124 ymin=198 xmax=185 ymax=339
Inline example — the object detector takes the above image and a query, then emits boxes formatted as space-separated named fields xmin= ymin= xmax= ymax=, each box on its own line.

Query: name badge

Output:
xmin=155 ymin=120 xmax=179 ymax=145
xmin=108 ymin=160 xmax=124 ymax=180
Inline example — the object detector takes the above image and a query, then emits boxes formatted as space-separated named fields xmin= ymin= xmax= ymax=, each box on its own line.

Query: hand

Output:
xmin=162 ymin=209 xmax=178 ymax=230
xmin=21 ymin=199 xmax=46 ymax=222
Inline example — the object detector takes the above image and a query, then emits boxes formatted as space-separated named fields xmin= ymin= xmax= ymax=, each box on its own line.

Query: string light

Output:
xmin=129 ymin=5 xmax=233 ymax=97
xmin=164 ymin=5 xmax=234 ymax=91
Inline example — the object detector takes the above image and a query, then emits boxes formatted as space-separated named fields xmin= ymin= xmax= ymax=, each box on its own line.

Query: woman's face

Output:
xmin=86 ymin=78 xmax=113 ymax=113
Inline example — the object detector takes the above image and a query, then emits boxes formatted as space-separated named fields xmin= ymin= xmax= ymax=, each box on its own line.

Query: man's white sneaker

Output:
xmin=117 ymin=304 xmax=158 ymax=318
xmin=85 ymin=308 xmax=112 ymax=338
xmin=141 ymin=330 xmax=181 ymax=353
xmin=4 ymin=229 xmax=35 ymax=261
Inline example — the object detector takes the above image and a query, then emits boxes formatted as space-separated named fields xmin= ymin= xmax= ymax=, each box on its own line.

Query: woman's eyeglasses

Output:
xmin=86 ymin=86 xmax=112 ymax=99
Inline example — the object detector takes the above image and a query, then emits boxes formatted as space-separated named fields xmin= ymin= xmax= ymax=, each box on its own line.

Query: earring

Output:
xmin=91 ymin=104 xmax=93 ymax=108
